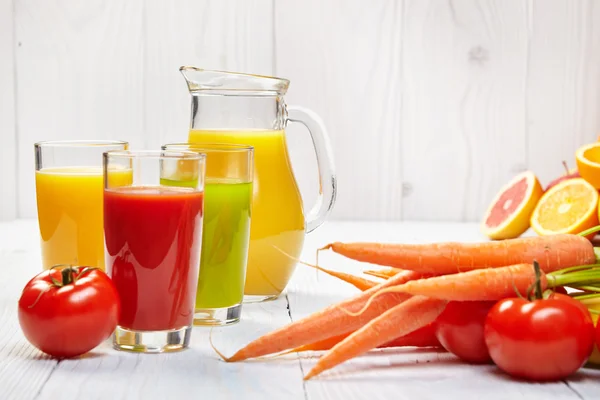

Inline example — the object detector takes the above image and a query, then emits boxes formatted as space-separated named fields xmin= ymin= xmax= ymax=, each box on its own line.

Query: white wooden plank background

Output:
xmin=0 ymin=0 xmax=16 ymax=221
xmin=144 ymin=0 xmax=274 ymax=151
xmin=276 ymin=0 xmax=404 ymax=222
xmin=526 ymin=0 xmax=600 ymax=185
xmin=400 ymin=0 xmax=530 ymax=222
xmin=3 ymin=0 xmax=600 ymax=222
xmin=14 ymin=0 xmax=147 ymax=218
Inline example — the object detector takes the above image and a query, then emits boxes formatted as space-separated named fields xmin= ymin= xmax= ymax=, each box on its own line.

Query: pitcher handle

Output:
xmin=286 ymin=106 xmax=337 ymax=233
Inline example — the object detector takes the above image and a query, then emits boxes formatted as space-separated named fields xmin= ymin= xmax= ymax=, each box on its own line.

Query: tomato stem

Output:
xmin=27 ymin=286 xmax=52 ymax=309
xmin=75 ymin=267 xmax=98 ymax=282
xmin=27 ymin=265 xmax=99 ymax=310
xmin=532 ymin=261 xmax=543 ymax=300
xmin=511 ymin=276 xmax=526 ymax=300
xmin=61 ymin=267 xmax=74 ymax=285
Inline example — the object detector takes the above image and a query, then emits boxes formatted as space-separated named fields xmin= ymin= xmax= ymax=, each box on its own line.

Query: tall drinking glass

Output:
xmin=103 ymin=150 xmax=206 ymax=353
xmin=162 ymin=143 xmax=253 ymax=326
xmin=34 ymin=140 xmax=129 ymax=271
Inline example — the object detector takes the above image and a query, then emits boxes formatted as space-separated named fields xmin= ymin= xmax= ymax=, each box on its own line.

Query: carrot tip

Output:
xmin=209 ymin=328 xmax=234 ymax=362
xmin=303 ymin=371 xmax=317 ymax=381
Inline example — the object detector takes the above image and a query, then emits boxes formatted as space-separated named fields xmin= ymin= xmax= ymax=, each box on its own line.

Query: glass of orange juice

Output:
xmin=34 ymin=140 xmax=130 ymax=270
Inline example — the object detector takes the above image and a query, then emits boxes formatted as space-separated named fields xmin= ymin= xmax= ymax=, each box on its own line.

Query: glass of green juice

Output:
xmin=161 ymin=143 xmax=253 ymax=326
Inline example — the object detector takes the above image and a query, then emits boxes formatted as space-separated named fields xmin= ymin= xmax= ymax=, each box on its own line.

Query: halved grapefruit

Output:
xmin=530 ymin=177 xmax=599 ymax=238
xmin=481 ymin=171 xmax=544 ymax=240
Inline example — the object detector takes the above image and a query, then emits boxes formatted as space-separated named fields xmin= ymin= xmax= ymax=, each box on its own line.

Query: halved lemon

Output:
xmin=481 ymin=171 xmax=544 ymax=240
xmin=530 ymin=177 xmax=599 ymax=237
xmin=576 ymin=142 xmax=600 ymax=189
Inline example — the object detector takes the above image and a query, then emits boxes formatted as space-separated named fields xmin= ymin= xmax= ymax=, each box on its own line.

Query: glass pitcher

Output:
xmin=180 ymin=67 xmax=337 ymax=302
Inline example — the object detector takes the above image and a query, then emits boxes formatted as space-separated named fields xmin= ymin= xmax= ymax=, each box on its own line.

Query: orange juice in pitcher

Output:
xmin=181 ymin=67 xmax=337 ymax=302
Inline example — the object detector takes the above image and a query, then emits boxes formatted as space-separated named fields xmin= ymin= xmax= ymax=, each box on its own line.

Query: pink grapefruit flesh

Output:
xmin=484 ymin=177 xmax=527 ymax=228
xmin=481 ymin=171 xmax=544 ymax=240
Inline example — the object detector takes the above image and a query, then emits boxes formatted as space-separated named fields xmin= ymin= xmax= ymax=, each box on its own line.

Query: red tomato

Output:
xmin=553 ymin=286 xmax=568 ymax=295
xmin=596 ymin=314 xmax=600 ymax=351
xmin=18 ymin=266 xmax=120 ymax=358
xmin=484 ymin=293 xmax=595 ymax=381
xmin=434 ymin=301 xmax=496 ymax=364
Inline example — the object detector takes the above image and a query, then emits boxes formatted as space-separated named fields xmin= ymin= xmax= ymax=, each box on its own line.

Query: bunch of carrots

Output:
xmin=215 ymin=226 xmax=600 ymax=380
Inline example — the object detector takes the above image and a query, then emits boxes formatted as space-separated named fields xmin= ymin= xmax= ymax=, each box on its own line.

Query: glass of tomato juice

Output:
xmin=103 ymin=150 xmax=206 ymax=353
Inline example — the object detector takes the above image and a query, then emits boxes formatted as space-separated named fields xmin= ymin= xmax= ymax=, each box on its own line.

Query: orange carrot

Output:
xmin=274 ymin=245 xmax=378 ymax=291
xmin=224 ymin=270 xmax=424 ymax=362
xmin=364 ymin=267 xmax=402 ymax=279
xmin=347 ymin=263 xmax=548 ymax=317
xmin=383 ymin=263 xmax=549 ymax=300
xmin=303 ymin=296 xmax=447 ymax=380
xmin=320 ymin=234 xmax=595 ymax=275
xmin=298 ymin=260 xmax=378 ymax=291
xmin=362 ymin=271 xmax=390 ymax=280
xmin=349 ymin=264 xmax=551 ymax=316
xmin=289 ymin=333 xmax=352 ymax=353
xmin=289 ymin=322 xmax=441 ymax=353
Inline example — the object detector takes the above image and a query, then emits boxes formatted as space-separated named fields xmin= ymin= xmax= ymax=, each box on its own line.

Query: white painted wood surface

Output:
xmin=144 ymin=0 xmax=274 ymax=151
xmin=14 ymin=0 xmax=147 ymax=219
xmin=3 ymin=0 xmax=600 ymax=221
xmin=276 ymin=0 xmax=405 ymax=222
xmin=526 ymin=0 xmax=600 ymax=187
xmin=0 ymin=0 xmax=16 ymax=221
xmin=2 ymin=219 xmax=600 ymax=399
xmin=400 ymin=0 xmax=530 ymax=222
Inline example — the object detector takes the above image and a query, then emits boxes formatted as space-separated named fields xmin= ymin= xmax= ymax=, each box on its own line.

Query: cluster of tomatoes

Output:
xmin=434 ymin=290 xmax=599 ymax=381
xmin=17 ymin=266 xmax=120 ymax=358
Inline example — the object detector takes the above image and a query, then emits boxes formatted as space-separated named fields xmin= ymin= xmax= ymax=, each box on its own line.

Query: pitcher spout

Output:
xmin=179 ymin=66 xmax=290 ymax=96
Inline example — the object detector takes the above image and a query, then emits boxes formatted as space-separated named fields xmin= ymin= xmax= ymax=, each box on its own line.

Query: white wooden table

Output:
xmin=2 ymin=220 xmax=600 ymax=400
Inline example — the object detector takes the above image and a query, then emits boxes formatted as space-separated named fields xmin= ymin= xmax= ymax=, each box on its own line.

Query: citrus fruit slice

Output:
xmin=576 ymin=142 xmax=600 ymax=189
xmin=530 ymin=177 xmax=599 ymax=238
xmin=481 ymin=171 xmax=543 ymax=240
